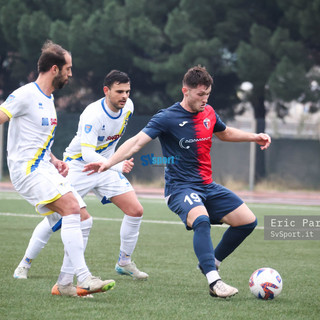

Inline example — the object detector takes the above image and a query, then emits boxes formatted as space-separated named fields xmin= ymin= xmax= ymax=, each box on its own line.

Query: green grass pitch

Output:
xmin=0 ymin=191 xmax=319 ymax=320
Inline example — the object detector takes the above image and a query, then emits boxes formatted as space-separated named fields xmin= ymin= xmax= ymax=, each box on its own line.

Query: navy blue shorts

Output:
xmin=166 ymin=182 xmax=243 ymax=230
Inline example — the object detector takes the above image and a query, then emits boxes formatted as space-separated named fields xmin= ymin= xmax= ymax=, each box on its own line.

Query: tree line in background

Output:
xmin=0 ymin=0 xmax=319 ymax=181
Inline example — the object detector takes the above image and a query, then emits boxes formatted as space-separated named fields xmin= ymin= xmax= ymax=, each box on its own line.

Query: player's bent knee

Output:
xmin=65 ymin=202 xmax=81 ymax=215
xmin=57 ymin=202 xmax=81 ymax=216
xmin=135 ymin=204 xmax=144 ymax=217
xmin=192 ymin=215 xmax=211 ymax=229
xmin=222 ymin=204 xmax=256 ymax=226
xmin=125 ymin=204 xmax=144 ymax=217
xmin=63 ymin=194 xmax=81 ymax=214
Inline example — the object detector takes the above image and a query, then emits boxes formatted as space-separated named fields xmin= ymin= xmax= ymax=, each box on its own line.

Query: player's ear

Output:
xmin=182 ymin=86 xmax=189 ymax=95
xmin=51 ymin=65 xmax=59 ymax=74
xmin=103 ymin=86 xmax=109 ymax=95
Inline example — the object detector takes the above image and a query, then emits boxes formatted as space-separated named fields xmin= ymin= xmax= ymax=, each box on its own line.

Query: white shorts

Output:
xmin=11 ymin=161 xmax=86 ymax=216
xmin=67 ymin=160 xmax=133 ymax=204
xmin=46 ymin=212 xmax=63 ymax=229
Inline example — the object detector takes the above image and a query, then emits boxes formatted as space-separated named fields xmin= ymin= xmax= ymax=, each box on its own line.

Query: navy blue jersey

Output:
xmin=142 ymin=102 xmax=226 ymax=187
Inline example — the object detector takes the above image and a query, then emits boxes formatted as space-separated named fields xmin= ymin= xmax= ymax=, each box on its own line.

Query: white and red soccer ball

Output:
xmin=249 ymin=267 xmax=283 ymax=300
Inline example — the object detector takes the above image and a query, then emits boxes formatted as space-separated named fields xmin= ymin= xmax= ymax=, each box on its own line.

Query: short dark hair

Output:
xmin=103 ymin=70 xmax=130 ymax=88
xmin=37 ymin=40 xmax=70 ymax=73
xmin=183 ymin=65 xmax=213 ymax=89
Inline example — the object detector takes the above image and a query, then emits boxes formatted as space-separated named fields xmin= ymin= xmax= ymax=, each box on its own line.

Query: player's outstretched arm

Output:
xmin=214 ymin=127 xmax=271 ymax=150
xmin=83 ymin=131 xmax=152 ymax=175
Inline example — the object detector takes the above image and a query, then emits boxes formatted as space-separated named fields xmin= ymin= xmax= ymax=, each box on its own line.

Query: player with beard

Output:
xmin=83 ymin=66 xmax=271 ymax=298
xmin=0 ymin=40 xmax=115 ymax=297
xmin=13 ymin=70 xmax=148 ymax=289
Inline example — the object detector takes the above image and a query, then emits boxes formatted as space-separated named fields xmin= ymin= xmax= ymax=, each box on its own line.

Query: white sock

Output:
xmin=206 ymin=270 xmax=221 ymax=285
xmin=58 ymin=256 xmax=74 ymax=285
xmin=118 ymin=251 xmax=131 ymax=266
xmin=18 ymin=218 xmax=53 ymax=268
xmin=215 ymin=258 xmax=221 ymax=268
xmin=118 ymin=215 xmax=142 ymax=265
xmin=59 ymin=217 xmax=93 ymax=284
xmin=60 ymin=214 xmax=91 ymax=283
xmin=81 ymin=216 xmax=93 ymax=250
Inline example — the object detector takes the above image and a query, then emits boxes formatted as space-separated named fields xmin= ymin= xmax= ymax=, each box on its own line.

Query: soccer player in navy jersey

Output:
xmin=84 ymin=66 xmax=271 ymax=298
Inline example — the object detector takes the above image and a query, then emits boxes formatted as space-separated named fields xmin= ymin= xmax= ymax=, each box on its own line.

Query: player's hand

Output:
xmin=83 ymin=161 xmax=110 ymax=175
xmin=53 ymin=159 xmax=69 ymax=177
xmin=122 ymin=158 xmax=134 ymax=173
xmin=255 ymin=133 xmax=271 ymax=150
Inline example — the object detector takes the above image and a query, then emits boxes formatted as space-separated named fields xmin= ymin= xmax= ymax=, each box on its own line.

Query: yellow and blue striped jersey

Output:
xmin=0 ymin=82 xmax=57 ymax=177
xmin=64 ymin=97 xmax=133 ymax=163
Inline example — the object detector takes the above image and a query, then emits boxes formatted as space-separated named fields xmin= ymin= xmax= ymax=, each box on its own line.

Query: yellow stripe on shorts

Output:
xmin=35 ymin=193 xmax=62 ymax=216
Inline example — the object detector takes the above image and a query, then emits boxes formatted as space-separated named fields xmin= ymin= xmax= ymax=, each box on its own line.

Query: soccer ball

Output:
xmin=249 ymin=267 xmax=282 ymax=300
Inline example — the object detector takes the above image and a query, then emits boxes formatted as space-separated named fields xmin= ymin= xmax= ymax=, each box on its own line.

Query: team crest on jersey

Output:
xmin=5 ymin=94 xmax=15 ymax=104
xmin=85 ymin=124 xmax=92 ymax=133
xmin=98 ymin=136 xmax=105 ymax=141
xmin=203 ymin=118 xmax=211 ymax=129
xmin=42 ymin=118 xmax=49 ymax=126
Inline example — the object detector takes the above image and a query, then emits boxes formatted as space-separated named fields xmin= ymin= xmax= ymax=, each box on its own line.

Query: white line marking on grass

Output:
xmin=0 ymin=212 xmax=41 ymax=219
xmin=2 ymin=193 xmax=319 ymax=211
xmin=0 ymin=212 xmax=264 ymax=229
xmin=248 ymin=203 xmax=320 ymax=212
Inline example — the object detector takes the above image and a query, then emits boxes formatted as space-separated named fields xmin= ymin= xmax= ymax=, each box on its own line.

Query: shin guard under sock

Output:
xmin=192 ymin=215 xmax=216 ymax=275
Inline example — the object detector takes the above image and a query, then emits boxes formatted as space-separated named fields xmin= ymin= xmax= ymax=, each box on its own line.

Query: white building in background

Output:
xmin=232 ymin=82 xmax=320 ymax=140
xmin=228 ymin=102 xmax=320 ymax=140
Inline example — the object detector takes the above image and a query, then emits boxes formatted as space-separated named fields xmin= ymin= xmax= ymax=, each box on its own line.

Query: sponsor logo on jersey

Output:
xmin=102 ymin=125 xmax=105 ymax=130
xmin=42 ymin=118 xmax=49 ymax=126
xmin=179 ymin=136 xmax=211 ymax=149
xmin=107 ymin=134 xmax=121 ymax=141
xmin=85 ymin=124 xmax=92 ymax=133
xmin=38 ymin=102 xmax=43 ymax=109
xmin=203 ymin=118 xmax=211 ymax=129
xmin=179 ymin=121 xmax=188 ymax=127
xmin=50 ymin=118 xmax=57 ymax=125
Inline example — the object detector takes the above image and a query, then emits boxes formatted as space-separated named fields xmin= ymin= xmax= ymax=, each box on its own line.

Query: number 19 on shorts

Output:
xmin=184 ymin=193 xmax=201 ymax=205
